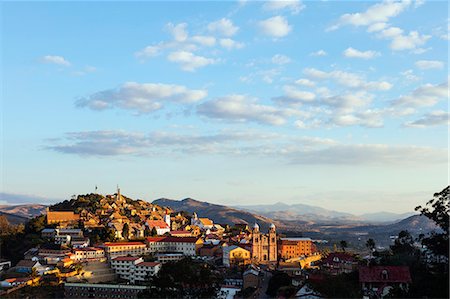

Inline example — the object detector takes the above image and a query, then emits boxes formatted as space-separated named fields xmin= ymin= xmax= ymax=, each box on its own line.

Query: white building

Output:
xmin=190 ymin=212 xmax=214 ymax=230
xmin=111 ymin=256 xmax=161 ymax=284
xmin=71 ymin=247 xmax=105 ymax=261
xmin=103 ymin=242 xmax=147 ymax=260
xmin=155 ymin=253 xmax=184 ymax=263
xmin=146 ymin=236 xmax=203 ymax=256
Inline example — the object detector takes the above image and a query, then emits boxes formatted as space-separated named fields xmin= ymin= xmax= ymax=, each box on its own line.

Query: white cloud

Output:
xmin=271 ymin=54 xmax=291 ymax=65
xmin=310 ymin=50 xmax=327 ymax=56
xmin=166 ymin=22 xmax=189 ymax=42
xmin=415 ymin=60 xmax=445 ymax=70
xmin=258 ymin=16 xmax=292 ymax=38
xmin=167 ymin=51 xmax=216 ymax=71
xmin=207 ymin=18 xmax=239 ymax=37
xmin=76 ymin=82 xmax=207 ymax=113
xmin=329 ymin=0 xmax=413 ymax=30
xmin=343 ymin=47 xmax=380 ymax=59
xmin=304 ymin=68 xmax=392 ymax=91
xmin=198 ymin=94 xmax=299 ymax=125
xmin=295 ymin=78 xmax=316 ymax=87
xmin=219 ymin=38 xmax=244 ymax=50
xmin=400 ymin=69 xmax=420 ymax=82
xmin=42 ymin=55 xmax=71 ymax=66
xmin=191 ymin=35 xmax=216 ymax=47
xmin=367 ymin=22 xmax=388 ymax=32
xmin=404 ymin=110 xmax=450 ymax=128
xmin=377 ymin=28 xmax=431 ymax=51
xmin=281 ymin=85 xmax=316 ymax=103
xmin=263 ymin=0 xmax=305 ymax=14
xmin=393 ymin=79 xmax=449 ymax=107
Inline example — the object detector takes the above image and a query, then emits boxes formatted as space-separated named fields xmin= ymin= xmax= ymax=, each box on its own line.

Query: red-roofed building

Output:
xmin=321 ymin=252 xmax=358 ymax=275
xmin=71 ymin=247 xmax=105 ymax=261
xmin=359 ymin=266 xmax=412 ymax=298
xmin=145 ymin=236 xmax=203 ymax=256
xmin=146 ymin=220 xmax=170 ymax=235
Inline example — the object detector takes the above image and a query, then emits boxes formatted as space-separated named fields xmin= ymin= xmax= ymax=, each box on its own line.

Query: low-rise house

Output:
xmin=321 ymin=252 xmax=358 ymax=275
xmin=0 ymin=260 xmax=12 ymax=272
xmin=243 ymin=265 xmax=260 ymax=289
xmin=103 ymin=242 xmax=147 ymax=259
xmin=223 ymin=245 xmax=251 ymax=267
xmin=46 ymin=210 xmax=80 ymax=227
xmin=145 ymin=220 xmax=170 ymax=235
xmin=359 ymin=266 xmax=412 ymax=298
xmin=170 ymin=230 xmax=192 ymax=237
xmin=57 ymin=257 xmax=74 ymax=268
xmin=15 ymin=260 xmax=48 ymax=275
xmin=0 ymin=277 xmax=38 ymax=288
xmin=71 ymin=236 xmax=90 ymax=248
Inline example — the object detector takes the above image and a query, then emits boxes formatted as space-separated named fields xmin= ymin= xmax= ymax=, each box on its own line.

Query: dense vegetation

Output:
xmin=138 ymin=258 xmax=223 ymax=298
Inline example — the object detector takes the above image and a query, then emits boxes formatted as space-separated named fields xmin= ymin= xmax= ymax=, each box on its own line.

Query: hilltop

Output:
xmin=0 ymin=204 xmax=47 ymax=219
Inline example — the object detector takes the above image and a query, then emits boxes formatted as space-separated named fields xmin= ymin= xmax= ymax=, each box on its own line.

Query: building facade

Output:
xmin=103 ymin=242 xmax=147 ymax=259
xmin=278 ymin=238 xmax=316 ymax=260
xmin=251 ymin=223 xmax=277 ymax=264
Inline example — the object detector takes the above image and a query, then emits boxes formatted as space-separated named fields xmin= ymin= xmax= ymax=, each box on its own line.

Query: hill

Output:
xmin=0 ymin=204 xmax=47 ymax=219
xmin=153 ymin=198 xmax=280 ymax=231
xmin=0 ymin=211 xmax=30 ymax=225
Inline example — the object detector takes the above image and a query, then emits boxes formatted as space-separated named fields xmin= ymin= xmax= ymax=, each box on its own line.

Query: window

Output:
xmin=381 ymin=270 xmax=389 ymax=280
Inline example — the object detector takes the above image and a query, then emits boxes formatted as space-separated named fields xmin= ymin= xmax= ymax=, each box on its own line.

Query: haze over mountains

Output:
xmin=235 ymin=202 xmax=416 ymax=223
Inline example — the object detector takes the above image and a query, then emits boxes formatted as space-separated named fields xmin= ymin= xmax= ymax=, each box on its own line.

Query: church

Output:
xmin=251 ymin=223 xmax=277 ymax=264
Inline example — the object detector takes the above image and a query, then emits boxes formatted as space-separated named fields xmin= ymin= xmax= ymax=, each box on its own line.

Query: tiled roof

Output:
xmin=146 ymin=220 xmax=170 ymax=229
xmin=323 ymin=252 xmax=357 ymax=263
xmin=47 ymin=211 xmax=80 ymax=222
xmin=199 ymin=218 xmax=213 ymax=226
xmin=16 ymin=260 xmax=38 ymax=268
xmin=359 ymin=266 xmax=412 ymax=283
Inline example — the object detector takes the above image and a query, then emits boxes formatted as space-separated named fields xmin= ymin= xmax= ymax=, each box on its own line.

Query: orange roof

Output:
xmin=104 ymin=242 xmax=145 ymax=247
xmin=47 ymin=211 xmax=80 ymax=222
xmin=146 ymin=220 xmax=169 ymax=229
xmin=199 ymin=218 xmax=213 ymax=226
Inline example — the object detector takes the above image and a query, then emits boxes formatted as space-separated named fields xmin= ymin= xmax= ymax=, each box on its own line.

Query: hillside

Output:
xmin=153 ymin=198 xmax=280 ymax=231
xmin=0 ymin=204 xmax=47 ymax=219
xmin=0 ymin=211 xmax=30 ymax=225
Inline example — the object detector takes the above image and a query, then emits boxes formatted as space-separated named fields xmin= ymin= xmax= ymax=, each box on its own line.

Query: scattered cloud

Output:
xmin=377 ymin=27 xmax=431 ymax=51
xmin=166 ymin=22 xmax=189 ymax=42
xmin=76 ymin=82 xmax=207 ymax=113
xmin=393 ymin=79 xmax=449 ymax=107
xmin=415 ymin=60 xmax=445 ymax=70
xmin=207 ymin=18 xmax=239 ymax=37
xmin=191 ymin=35 xmax=216 ymax=47
xmin=404 ymin=110 xmax=450 ymax=128
xmin=258 ymin=16 xmax=292 ymax=38
xmin=343 ymin=47 xmax=380 ymax=59
xmin=198 ymin=94 xmax=300 ymax=125
xmin=219 ymin=38 xmax=244 ymax=50
xmin=400 ymin=69 xmax=420 ymax=82
xmin=295 ymin=78 xmax=316 ymax=87
xmin=167 ymin=51 xmax=216 ymax=71
xmin=310 ymin=50 xmax=327 ymax=56
xmin=304 ymin=68 xmax=392 ymax=91
xmin=328 ymin=0 xmax=413 ymax=30
xmin=271 ymin=54 xmax=291 ymax=65
xmin=41 ymin=55 xmax=71 ymax=66
xmin=46 ymin=130 xmax=447 ymax=166
xmin=0 ymin=192 xmax=60 ymax=205
xmin=263 ymin=0 xmax=305 ymax=15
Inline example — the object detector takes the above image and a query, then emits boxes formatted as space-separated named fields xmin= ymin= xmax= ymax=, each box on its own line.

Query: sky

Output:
xmin=1 ymin=0 xmax=448 ymax=214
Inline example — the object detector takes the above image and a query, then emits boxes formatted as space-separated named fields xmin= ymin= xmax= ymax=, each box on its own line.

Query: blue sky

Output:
xmin=1 ymin=0 xmax=448 ymax=214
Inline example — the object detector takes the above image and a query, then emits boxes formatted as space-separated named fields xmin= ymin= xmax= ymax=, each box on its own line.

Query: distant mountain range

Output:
xmin=235 ymin=202 xmax=416 ymax=223
xmin=153 ymin=198 xmax=280 ymax=231
xmin=0 ymin=204 xmax=47 ymax=219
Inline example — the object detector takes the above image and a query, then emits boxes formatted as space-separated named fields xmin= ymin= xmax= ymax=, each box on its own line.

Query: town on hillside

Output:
xmin=0 ymin=187 xmax=448 ymax=299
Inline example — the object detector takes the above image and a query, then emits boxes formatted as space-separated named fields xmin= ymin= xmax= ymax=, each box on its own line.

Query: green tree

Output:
xmin=144 ymin=226 xmax=151 ymax=237
xmin=151 ymin=227 xmax=158 ymax=237
xmin=390 ymin=230 xmax=415 ymax=256
xmin=122 ymin=223 xmax=129 ymax=240
xmin=340 ymin=240 xmax=348 ymax=252
xmin=415 ymin=186 xmax=449 ymax=259
xmin=266 ymin=271 xmax=291 ymax=297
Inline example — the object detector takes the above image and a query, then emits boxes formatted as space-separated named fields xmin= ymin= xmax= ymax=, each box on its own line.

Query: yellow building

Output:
xmin=223 ymin=245 xmax=251 ymax=267
xmin=251 ymin=223 xmax=277 ymax=264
